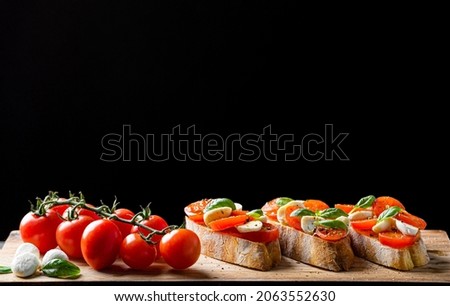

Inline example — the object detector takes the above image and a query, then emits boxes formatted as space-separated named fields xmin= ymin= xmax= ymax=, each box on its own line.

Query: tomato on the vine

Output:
xmin=19 ymin=210 xmax=62 ymax=254
xmin=159 ymin=228 xmax=201 ymax=269
xmin=131 ymin=215 xmax=169 ymax=243
xmin=81 ymin=219 xmax=122 ymax=270
xmin=120 ymin=233 xmax=157 ymax=270
xmin=63 ymin=203 xmax=101 ymax=221
xmin=112 ymin=208 xmax=135 ymax=239
xmin=56 ymin=215 xmax=94 ymax=259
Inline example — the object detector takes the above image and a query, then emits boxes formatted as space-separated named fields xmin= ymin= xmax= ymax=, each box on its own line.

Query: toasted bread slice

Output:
xmin=271 ymin=221 xmax=354 ymax=271
xmin=348 ymin=228 xmax=430 ymax=271
xmin=185 ymin=217 xmax=281 ymax=271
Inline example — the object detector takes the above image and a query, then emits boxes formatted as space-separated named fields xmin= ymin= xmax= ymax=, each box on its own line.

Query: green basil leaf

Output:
xmin=355 ymin=195 xmax=376 ymax=209
xmin=203 ymin=198 xmax=236 ymax=213
xmin=275 ymin=197 xmax=294 ymax=207
xmin=247 ymin=209 xmax=264 ymax=219
xmin=377 ymin=206 xmax=401 ymax=223
xmin=318 ymin=208 xmax=348 ymax=219
xmin=42 ymin=259 xmax=81 ymax=279
xmin=315 ymin=219 xmax=348 ymax=230
xmin=290 ymin=208 xmax=315 ymax=217
xmin=0 ymin=266 xmax=12 ymax=274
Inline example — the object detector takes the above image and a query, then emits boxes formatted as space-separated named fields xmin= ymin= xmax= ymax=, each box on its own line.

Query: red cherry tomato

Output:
xmin=131 ymin=215 xmax=169 ymax=243
xmin=56 ymin=215 xmax=94 ymax=259
xmin=378 ymin=231 xmax=419 ymax=249
xmin=372 ymin=196 xmax=405 ymax=217
xmin=120 ymin=233 xmax=157 ymax=270
xmin=81 ymin=219 xmax=122 ymax=270
xmin=315 ymin=226 xmax=348 ymax=241
xmin=63 ymin=204 xmax=101 ymax=221
xmin=159 ymin=229 xmax=201 ymax=269
xmin=19 ymin=210 xmax=62 ymax=254
xmin=112 ymin=208 xmax=135 ymax=239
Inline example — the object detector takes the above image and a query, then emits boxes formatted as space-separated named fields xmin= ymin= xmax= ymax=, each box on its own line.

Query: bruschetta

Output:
xmin=261 ymin=197 xmax=354 ymax=271
xmin=184 ymin=198 xmax=281 ymax=271
xmin=335 ymin=195 xmax=430 ymax=271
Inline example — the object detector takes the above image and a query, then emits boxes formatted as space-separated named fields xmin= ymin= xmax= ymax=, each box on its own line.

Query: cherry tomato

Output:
xmin=334 ymin=204 xmax=355 ymax=214
xmin=396 ymin=211 xmax=427 ymax=230
xmin=304 ymin=199 xmax=329 ymax=212
xmin=285 ymin=205 xmax=302 ymax=230
xmin=120 ymin=233 xmax=157 ymax=270
xmin=131 ymin=215 xmax=169 ymax=243
xmin=184 ymin=199 xmax=210 ymax=217
xmin=56 ymin=215 xmax=94 ymax=259
xmin=223 ymin=222 xmax=279 ymax=243
xmin=350 ymin=219 xmax=377 ymax=231
xmin=63 ymin=204 xmax=101 ymax=221
xmin=261 ymin=198 xmax=281 ymax=222
xmin=159 ymin=228 xmax=201 ymax=269
xmin=378 ymin=231 xmax=419 ymax=249
xmin=315 ymin=226 xmax=348 ymax=241
xmin=50 ymin=199 xmax=71 ymax=217
xmin=19 ymin=210 xmax=62 ymax=254
xmin=81 ymin=219 xmax=122 ymax=270
xmin=112 ymin=208 xmax=135 ymax=239
xmin=208 ymin=215 xmax=249 ymax=231
xmin=372 ymin=196 xmax=405 ymax=217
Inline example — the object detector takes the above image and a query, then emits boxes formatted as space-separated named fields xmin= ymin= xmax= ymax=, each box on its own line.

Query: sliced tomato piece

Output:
xmin=351 ymin=218 xmax=377 ymax=231
xmin=208 ymin=215 xmax=249 ymax=231
xmin=396 ymin=211 xmax=427 ymax=230
xmin=187 ymin=214 xmax=205 ymax=223
xmin=334 ymin=204 xmax=355 ymax=214
xmin=231 ymin=210 xmax=250 ymax=216
xmin=304 ymin=199 xmax=329 ymax=212
xmin=315 ymin=226 xmax=347 ymax=241
xmin=378 ymin=231 xmax=419 ymax=249
xmin=372 ymin=196 xmax=405 ymax=217
xmin=261 ymin=199 xmax=280 ymax=222
xmin=224 ymin=223 xmax=279 ymax=243
xmin=285 ymin=205 xmax=302 ymax=230
xmin=185 ymin=199 xmax=211 ymax=215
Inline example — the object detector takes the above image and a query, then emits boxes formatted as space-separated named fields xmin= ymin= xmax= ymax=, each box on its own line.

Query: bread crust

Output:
xmin=348 ymin=228 xmax=430 ymax=270
xmin=271 ymin=221 xmax=355 ymax=271
xmin=185 ymin=217 xmax=282 ymax=271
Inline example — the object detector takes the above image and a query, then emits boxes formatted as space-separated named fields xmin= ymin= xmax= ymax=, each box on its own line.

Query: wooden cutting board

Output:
xmin=1 ymin=230 xmax=449 ymax=283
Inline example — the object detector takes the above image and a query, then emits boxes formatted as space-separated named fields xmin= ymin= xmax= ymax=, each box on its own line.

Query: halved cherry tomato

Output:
xmin=350 ymin=219 xmax=377 ymax=231
xmin=304 ymin=199 xmax=329 ymax=212
xmin=223 ymin=222 xmax=279 ymax=243
xmin=334 ymin=204 xmax=355 ymax=214
xmin=315 ymin=226 xmax=347 ymax=241
xmin=261 ymin=199 xmax=280 ymax=222
xmin=188 ymin=214 xmax=205 ymax=223
xmin=354 ymin=228 xmax=378 ymax=238
xmin=396 ymin=211 xmax=427 ymax=230
xmin=285 ymin=205 xmax=302 ymax=230
xmin=372 ymin=196 xmax=405 ymax=217
xmin=184 ymin=199 xmax=211 ymax=217
xmin=208 ymin=215 xmax=249 ymax=231
xmin=378 ymin=231 xmax=419 ymax=249
xmin=231 ymin=210 xmax=250 ymax=216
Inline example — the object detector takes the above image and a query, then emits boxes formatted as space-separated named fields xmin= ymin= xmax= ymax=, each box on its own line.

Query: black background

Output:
xmin=1 ymin=2 xmax=447 ymax=242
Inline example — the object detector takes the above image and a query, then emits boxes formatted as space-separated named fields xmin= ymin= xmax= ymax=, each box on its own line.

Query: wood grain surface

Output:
xmin=1 ymin=230 xmax=449 ymax=284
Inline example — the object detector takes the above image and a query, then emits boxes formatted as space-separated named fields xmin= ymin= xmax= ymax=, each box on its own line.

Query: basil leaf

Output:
xmin=355 ymin=195 xmax=376 ymax=209
xmin=0 ymin=266 xmax=12 ymax=274
xmin=377 ymin=206 xmax=401 ymax=223
xmin=203 ymin=198 xmax=236 ymax=213
xmin=247 ymin=209 xmax=264 ymax=219
xmin=42 ymin=259 xmax=81 ymax=279
xmin=315 ymin=219 xmax=348 ymax=230
xmin=275 ymin=197 xmax=294 ymax=207
xmin=290 ymin=208 xmax=315 ymax=217
xmin=318 ymin=208 xmax=348 ymax=219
